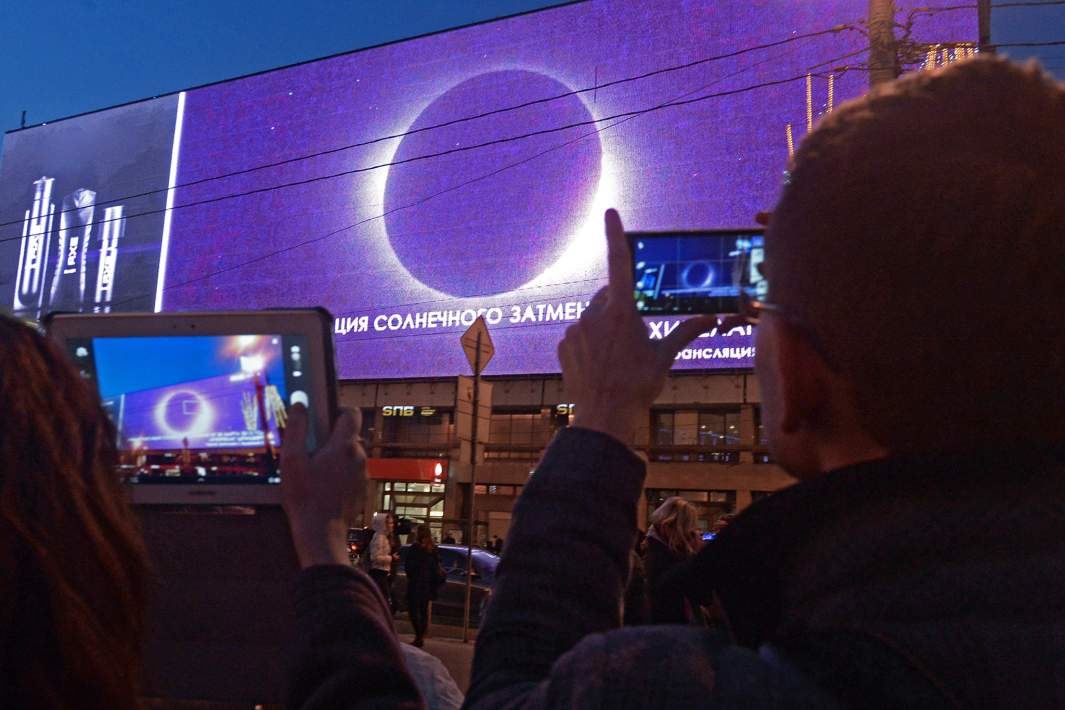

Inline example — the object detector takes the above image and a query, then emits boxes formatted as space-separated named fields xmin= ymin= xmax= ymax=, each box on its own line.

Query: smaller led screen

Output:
xmin=631 ymin=231 xmax=764 ymax=314
xmin=67 ymin=334 xmax=311 ymax=484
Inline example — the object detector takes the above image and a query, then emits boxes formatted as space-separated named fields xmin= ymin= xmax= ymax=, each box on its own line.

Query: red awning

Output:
xmin=366 ymin=457 xmax=448 ymax=483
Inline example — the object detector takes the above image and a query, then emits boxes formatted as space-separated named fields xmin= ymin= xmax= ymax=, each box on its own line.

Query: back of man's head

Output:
xmin=769 ymin=56 xmax=1065 ymax=454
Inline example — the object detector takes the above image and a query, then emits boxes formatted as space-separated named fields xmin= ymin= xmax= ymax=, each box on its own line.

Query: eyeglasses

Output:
xmin=720 ymin=235 xmax=839 ymax=371
xmin=716 ymin=237 xmax=778 ymax=331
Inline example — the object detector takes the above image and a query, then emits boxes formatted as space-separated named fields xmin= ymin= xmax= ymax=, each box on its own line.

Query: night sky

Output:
xmin=1 ymin=0 xmax=1061 ymax=142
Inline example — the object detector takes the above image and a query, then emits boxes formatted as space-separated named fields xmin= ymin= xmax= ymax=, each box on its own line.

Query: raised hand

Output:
xmin=281 ymin=405 xmax=367 ymax=569
xmin=558 ymin=209 xmax=717 ymax=443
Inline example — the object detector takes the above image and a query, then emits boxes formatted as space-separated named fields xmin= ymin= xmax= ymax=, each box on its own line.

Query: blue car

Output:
xmin=394 ymin=544 xmax=499 ymax=625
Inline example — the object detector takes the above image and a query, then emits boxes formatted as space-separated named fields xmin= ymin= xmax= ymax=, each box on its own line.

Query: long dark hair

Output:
xmin=415 ymin=524 xmax=436 ymax=552
xmin=0 ymin=316 xmax=150 ymax=708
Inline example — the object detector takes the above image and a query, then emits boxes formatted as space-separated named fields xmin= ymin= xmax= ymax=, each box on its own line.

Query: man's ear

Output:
xmin=769 ymin=318 xmax=833 ymax=435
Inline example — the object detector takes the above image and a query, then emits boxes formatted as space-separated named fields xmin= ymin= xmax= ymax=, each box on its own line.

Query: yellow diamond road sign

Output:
xmin=460 ymin=316 xmax=494 ymax=375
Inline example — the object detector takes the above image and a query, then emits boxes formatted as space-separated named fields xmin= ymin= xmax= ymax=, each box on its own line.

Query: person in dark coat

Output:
xmin=280 ymin=58 xmax=1065 ymax=708
xmin=622 ymin=531 xmax=650 ymax=626
xmin=644 ymin=496 xmax=701 ymax=624
xmin=404 ymin=524 xmax=444 ymax=647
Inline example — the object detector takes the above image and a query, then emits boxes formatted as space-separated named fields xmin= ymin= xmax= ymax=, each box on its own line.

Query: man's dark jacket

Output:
xmin=287 ymin=428 xmax=1065 ymax=708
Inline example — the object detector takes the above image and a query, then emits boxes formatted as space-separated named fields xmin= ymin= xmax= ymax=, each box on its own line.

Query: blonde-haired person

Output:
xmin=645 ymin=496 xmax=701 ymax=624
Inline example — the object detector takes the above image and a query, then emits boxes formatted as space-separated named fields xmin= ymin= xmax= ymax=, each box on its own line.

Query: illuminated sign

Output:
xmin=0 ymin=2 xmax=975 ymax=377
xmin=382 ymin=405 xmax=415 ymax=417
xmin=381 ymin=405 xmax=441 ymax=417
xmin=366 ymin=458 xmax=448 ymax=482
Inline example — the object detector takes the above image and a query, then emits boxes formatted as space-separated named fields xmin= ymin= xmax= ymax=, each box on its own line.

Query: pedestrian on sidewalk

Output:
xmin=405 ymin=524 xmax=446 ymax=647
xmin=368 ymin=512 xmax=397 ymax=610
xmin=645 ymin=497 xmax=701 ymax=624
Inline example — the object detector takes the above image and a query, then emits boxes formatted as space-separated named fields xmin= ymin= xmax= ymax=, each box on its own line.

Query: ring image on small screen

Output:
xmin=67 ymin=334 xmax=310 ymax=484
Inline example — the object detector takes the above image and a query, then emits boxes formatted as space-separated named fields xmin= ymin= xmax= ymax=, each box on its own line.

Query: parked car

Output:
xmin=394 ymin=544 xmax=499 ymax=625
xmin=347 ymin=527 xmax=374 ymax=565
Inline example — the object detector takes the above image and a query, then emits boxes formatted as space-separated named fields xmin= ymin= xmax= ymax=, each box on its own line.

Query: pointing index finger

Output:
xmin=605 ymin=209 xmax=634 ymax=303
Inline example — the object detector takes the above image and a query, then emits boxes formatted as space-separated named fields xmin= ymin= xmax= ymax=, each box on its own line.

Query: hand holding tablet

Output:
xmin=281 ymin=405 xmax=367 ymax=569
xmin=46 ymin=308 xmax=338 ymax=505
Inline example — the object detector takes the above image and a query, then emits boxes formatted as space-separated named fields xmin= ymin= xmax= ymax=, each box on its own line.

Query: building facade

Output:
xmin=346 ymin=369 xmax=795 ymax=544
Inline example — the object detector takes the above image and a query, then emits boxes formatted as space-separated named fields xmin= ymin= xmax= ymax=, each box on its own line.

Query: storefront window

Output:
xmin=379 ymin=481 xmax=447 ymax=531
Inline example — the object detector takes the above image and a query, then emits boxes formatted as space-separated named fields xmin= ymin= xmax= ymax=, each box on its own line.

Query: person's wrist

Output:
xmin=572 ymin=408 xmax=641 ymax=445
xmin=290 ymin=517 xmax=350 ymax=569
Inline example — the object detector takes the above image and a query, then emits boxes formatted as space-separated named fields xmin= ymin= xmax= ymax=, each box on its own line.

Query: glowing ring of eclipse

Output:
xmin=154 ymin=389 xmax=215 ymax=439
xmin=681 ymin=261 xmax=716 ymax=290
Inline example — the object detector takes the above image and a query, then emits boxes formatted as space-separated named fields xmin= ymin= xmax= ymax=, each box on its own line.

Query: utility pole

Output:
xmin=459 ymin=316 xmax=493 ymax=643
xmin=462 ymin=330 xmax=481 ymax=644
xmin=978 ymin=0 xmax=993 ymax=53
xmin=868 ymin=0 xmax=898 ymax=86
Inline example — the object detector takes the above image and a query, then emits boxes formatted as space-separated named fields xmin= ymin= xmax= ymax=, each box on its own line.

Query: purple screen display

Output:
xmin=0 ymin=1 xmax=975 ymax=379
xmin=114 ymin=372 xmax=283 ymax=451
xmin=89 ymin=334 xmax=290 ymax=452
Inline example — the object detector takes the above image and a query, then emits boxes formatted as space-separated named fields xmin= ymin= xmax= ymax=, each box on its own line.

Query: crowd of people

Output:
xmin=2 ymin=55 xmax=1064 ymax=708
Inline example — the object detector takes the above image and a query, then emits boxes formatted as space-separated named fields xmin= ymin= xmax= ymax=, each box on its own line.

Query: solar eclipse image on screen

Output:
xmin=629 ymin=231 xmax=764 ymax=315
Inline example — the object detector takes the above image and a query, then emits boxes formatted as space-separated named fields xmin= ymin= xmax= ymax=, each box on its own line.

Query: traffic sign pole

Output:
xmin=462 ymin=329 xmax=481 ymax=643
xmin=459 ymin=316 xmax=493 ymax=644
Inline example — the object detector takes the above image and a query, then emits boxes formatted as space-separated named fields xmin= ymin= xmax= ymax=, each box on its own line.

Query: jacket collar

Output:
xmin=687 ymin=442 xmax=1065 ymax=648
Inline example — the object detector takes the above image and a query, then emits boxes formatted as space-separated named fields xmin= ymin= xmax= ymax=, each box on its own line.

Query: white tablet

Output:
xmin=46 ymin=309 xmax=337 ymax=505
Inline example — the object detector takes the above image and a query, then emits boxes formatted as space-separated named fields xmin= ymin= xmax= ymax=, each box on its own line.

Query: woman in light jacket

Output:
xmin=368 ymin=512 xmax=397 ymax=610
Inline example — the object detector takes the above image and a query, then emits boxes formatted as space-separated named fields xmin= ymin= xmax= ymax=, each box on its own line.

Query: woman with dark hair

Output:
xmin=403 ymin=524 xmax=444 ymax=647
xmin=0 ymin=315 xmax=150 ymax=709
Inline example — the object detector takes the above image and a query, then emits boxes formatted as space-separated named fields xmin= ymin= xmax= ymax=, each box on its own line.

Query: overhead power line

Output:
xmin=108 ymin=42 xmax=808 ymax=311
xmin=0 ymin=65 xmax=858 ymax=246
xmin=100 ymin=51 xmax=863 ymax=310
xmin=0 ymin=24 xmax=856 ymax=231
xmin=909 ymin=0 xmax=1065 ymax=12
xmin=990 ymin=39 xmax=1065 ymax=47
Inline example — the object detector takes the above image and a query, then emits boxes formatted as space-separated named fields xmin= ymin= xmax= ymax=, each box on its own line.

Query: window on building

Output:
xmin=474 ymin=484 xmax=523 ymax=497
xmin=754 ymin=406 xmax=769 ymax=446
xmin=379 ymin=481 xmax=447 ymax=531
xmin=380 ymin=408 xmax=453 ymax=445
xmin=644 ymin=488 xmax=736 ymax=532
xmin=753 ymin=406 xmax=773 ymax=463
xmin=489 ymin=410 xmax=556 ymax=446
xmin=360 ymin=407 xmax=376 ymax=444
xmin=697 ymin=408 xmax=742 ymax=447
xmin=651 ymin=411 xmax=676 ymax=445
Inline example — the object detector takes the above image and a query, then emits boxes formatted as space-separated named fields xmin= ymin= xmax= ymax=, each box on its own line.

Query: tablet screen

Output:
xmin=65 ymin=333 xmax=311 ymax=484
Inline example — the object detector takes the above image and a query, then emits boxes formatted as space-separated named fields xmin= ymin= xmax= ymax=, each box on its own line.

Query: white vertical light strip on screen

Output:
xmin=154 ymin=91 xmax=186 ymax=312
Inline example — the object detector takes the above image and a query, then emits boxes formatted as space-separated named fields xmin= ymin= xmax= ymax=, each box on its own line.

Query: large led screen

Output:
xmin=0 ymin=0 xmax=976 ymax=378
